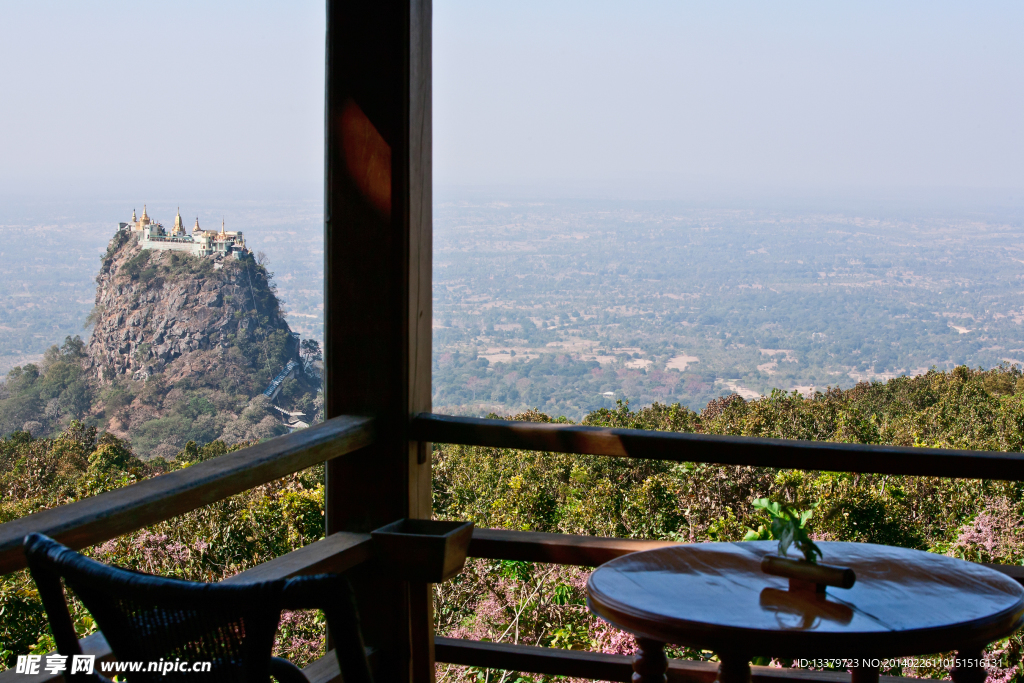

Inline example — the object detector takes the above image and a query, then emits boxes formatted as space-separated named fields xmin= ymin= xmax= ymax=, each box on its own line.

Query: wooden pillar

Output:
xmin=323 ymin=1 xmax=432 ymax=682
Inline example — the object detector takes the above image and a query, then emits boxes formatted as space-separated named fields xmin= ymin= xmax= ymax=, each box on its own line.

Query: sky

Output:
xmin=1 ymin=2 xmax=1022 ymax=204
xmin=0 ymin=1 xmax=325 ymax=201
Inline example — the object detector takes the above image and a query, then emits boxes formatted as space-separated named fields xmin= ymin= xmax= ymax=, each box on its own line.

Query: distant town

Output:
xmin=4 ymin=197 xmax=1024 ymax=419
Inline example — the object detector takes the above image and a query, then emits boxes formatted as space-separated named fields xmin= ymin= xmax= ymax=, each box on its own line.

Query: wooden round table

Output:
xmin=586 ymin=541 xmax=1024 ymax=683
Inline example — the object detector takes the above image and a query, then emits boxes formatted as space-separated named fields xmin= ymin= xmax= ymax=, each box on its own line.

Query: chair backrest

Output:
xmin=23 ymin=533 xmax=373 ymax=683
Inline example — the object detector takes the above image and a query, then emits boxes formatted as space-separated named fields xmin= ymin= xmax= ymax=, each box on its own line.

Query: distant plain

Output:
xmin=4 ymin=196 xmax=1024 ymax=419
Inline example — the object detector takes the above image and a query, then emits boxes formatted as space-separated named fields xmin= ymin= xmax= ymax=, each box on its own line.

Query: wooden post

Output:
xmin=631 ymin=639 xmax=668 ymax=683
xmin=323 ymin=1 xmax=433 ymax=682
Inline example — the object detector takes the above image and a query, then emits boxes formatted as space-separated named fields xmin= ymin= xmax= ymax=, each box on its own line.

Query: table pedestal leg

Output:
xmin=631 ymin=638 xmax=668 ymax=683
xmin=717 ymin=653 xmax=751 ymax=683
xmin=952 ymin=648 xmax=987 ymax=683
xmin=851 ymin=663 xmax=879 ymax=683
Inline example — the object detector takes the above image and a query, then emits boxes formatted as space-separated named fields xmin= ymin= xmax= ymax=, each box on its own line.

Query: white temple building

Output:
xmin=119 ymin=206 xmax=248 ymax=258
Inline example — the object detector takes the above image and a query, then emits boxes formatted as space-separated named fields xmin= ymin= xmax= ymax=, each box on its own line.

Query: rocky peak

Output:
xmin=80 ymin=232 xmax=318 ymax=458
xmin=87 ymin=233 xmax=297 ymax=388
xmin=0 ymin=230 xmax=318 ymax=459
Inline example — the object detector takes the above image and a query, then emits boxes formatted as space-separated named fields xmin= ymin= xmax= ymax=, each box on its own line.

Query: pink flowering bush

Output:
xmin=950 ymin=497 xmax=1024 ymax=565
xmin=275 ymin=610 xmax=327 ymax=668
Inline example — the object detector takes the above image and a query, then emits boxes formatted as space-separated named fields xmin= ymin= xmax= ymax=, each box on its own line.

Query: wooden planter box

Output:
xmin=371 ymin=519 xmax=474 ymax=582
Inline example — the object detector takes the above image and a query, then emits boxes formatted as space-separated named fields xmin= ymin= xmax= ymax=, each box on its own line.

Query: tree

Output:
xmin=466 ymin=376 xmax=483 ymax=402
xmin=300 ymin=339 xmax=323 ymax=366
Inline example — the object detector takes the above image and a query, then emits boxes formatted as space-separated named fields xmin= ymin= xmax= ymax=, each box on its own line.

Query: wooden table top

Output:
xmin=586 ymin=541 xmax=1024 ymax=658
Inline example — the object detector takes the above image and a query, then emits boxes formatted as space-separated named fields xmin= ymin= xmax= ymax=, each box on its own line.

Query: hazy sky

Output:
xmin=0 ymin=1 xmax=325 ymax=200
xmin=2 ymin=2 xmax=1022 ymax=202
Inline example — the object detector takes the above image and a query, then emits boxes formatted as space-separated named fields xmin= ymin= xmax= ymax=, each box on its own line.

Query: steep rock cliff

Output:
xmin=79 ymin=230 xmax=317 ymax=457
xmin=88 ymin=230 xmax=297 ymax=385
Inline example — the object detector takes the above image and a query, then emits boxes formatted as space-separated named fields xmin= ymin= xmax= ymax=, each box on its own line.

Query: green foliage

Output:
xmin=88 ymin=432 xmax=143 ymax=474
xmin=432 ymin=372 xmax=1024 ymax=681
xmin=130 ymin=414 xmax=222 ymax=459
xmin=433 ymin=409 xmax=683 ymax=539
xmin=300 ymin=339 xmax=322 ymax=363
xmin=120 ymin=250 xmax=151 ymax=280
xmin=162 ymin=250 xmax=214 ymax=278
xmin=279 ymin=378 xmax=302 ymax=404
xmin=0 ymin=337 xmax=92 ymax=436
xmin=0 ymin=424 xmax=327 ymax=671
xmin=746 ymin=498 xmax=821 ymax=563
xmin=83 ymin=304 xmax=104 ymax=330
xmin=175 ymin=439 xmax=238 ymax=464
xmin=100 ymin=384 xmax=133 ymax=413
xmin=818 ymin=488 xmax=927 ymax=549
xmin=6 ymin=364 xmax=1024 ymax=678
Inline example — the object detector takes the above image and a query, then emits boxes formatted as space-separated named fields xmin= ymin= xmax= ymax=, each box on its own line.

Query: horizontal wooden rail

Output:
xmin=6 ymin=526 xmax=1015 ymax=681
xmin=0 ymin=415 xmax=374 ymax=575
xmin=469 ymin=527 xmax=678 ymax=566
xmin=434 ymin=638 xmax=908 ymax=683
xmin=414 ymin=413 xmax=1024 ymax=481
xmin=221 ymin=531 xmax=373 ymax=584
xmin=467 ymin=527 xmax=1024 ymax=585
xmin=0 ymin=531 xmax=374 ymax=682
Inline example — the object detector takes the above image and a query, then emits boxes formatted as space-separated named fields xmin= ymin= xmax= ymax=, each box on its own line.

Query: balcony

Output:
xmin=1 ymin=2 xmax=1022 ymax=682
xmin=3 ymin=409 xmax=1024 ymax=682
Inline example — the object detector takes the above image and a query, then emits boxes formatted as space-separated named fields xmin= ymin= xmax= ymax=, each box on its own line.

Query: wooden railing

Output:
xmin=3 ymin=411 xmax=1024 ymax=682
xmin=0 ymin=415 xmax=375 ymax=683
xmin=432 ymin=637 xmax=909 ymax=683
xmin=411 ymin=412 xmax=1024 ymax=479
xmin=412 ymin=413 xmax=1024 ymax=680
xmin=0 ymin=415 xmax=374 ymax=574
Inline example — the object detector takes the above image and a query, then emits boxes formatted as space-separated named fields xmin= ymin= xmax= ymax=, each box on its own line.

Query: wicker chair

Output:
xmin=23 ymin=533 xmax=374 ymax=683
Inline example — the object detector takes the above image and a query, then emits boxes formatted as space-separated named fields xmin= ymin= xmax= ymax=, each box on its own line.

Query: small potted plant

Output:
xmin=748 ymin=498 xmax=855 ymax=594
xmin=748 ymin=498 xmax=822 ymax=563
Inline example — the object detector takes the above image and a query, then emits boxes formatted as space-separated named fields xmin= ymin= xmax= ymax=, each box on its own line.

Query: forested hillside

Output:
xmin=3 ymin=364 xmax=1024 ymax=679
